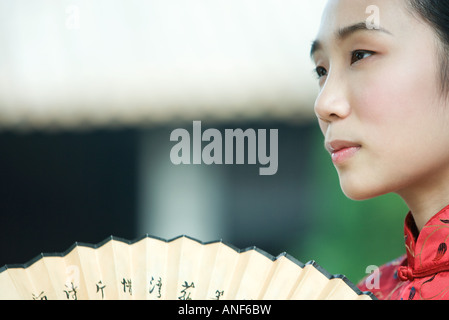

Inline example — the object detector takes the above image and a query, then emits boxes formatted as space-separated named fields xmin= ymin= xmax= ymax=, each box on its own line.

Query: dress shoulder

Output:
xmin=357 ymin=255 xmax=406 ymax=300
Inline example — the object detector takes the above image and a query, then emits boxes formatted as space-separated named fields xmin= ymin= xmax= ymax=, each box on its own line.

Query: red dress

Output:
xmin=358 ymin=204 xmax=449 ymax=300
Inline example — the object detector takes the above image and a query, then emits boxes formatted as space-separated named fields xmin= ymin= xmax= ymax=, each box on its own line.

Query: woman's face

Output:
xmin=312 ymin=0 xmax=449 ymax=200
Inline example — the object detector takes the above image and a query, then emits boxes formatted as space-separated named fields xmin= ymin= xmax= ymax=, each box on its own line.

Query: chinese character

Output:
xmin=214 ymin=290 xmax=224 ymax=300
xmin=149 ymin=276 xmax=162 ymax=298
xmin=63 ymin=282 xmax=78 ymax=300
xmin=96 ymin=280 xmax=106 ymax=299
xmin=178 ymin=281 xmax=195 ymax=300
xmin=32 ymin=291 xmax=47 ymax=300
xmin=121 ymin=278 xmax=132 ymax=295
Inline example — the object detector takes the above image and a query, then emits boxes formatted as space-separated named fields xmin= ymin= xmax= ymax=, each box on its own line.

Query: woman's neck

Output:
xmin=398 ymin=174 xmax=449 ymax=231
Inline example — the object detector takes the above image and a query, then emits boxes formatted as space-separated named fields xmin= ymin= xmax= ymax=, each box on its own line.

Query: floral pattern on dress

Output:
xmin=358 ymin=204 xmax=449 ymax=300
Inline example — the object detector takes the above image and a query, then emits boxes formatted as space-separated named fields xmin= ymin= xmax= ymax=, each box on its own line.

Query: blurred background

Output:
xmin=0 ymin=0 xmax=407 ymax=283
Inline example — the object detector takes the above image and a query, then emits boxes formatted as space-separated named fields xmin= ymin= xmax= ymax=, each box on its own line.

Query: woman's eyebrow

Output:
xmin=310 ymin=40 xmax=322 ymax=59
xmin=310 ymin=22 xmax=393 ymax=59
xmin=338 ymin=22 xmax=392 ymax=40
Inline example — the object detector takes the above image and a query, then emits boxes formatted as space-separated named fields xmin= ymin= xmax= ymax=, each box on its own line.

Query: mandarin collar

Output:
xmin=399 ymin=205 xmax=449 ymax=281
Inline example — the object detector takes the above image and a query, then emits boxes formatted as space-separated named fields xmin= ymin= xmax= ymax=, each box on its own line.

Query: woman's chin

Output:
xmin=340 ymin=180 xmax=387 ymax=201
xmin=343 ymin=190 xmax=374 ymax=201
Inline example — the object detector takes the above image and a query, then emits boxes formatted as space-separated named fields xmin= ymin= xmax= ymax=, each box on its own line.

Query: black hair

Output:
xmin=406 ymin=0 xmax=449 ymax=94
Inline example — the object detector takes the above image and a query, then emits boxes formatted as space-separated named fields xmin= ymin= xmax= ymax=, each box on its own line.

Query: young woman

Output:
xmin=310 ymin=0 xmax=449 ymax=300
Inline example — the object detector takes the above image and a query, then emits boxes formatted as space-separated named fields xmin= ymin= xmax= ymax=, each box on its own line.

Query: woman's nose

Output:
xmin=314 ymin=73 xmax=351 ymax=123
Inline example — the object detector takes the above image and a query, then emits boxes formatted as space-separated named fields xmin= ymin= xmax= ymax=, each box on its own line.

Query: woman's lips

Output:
xmin=326 ymin=140 xmax=361 ymax=164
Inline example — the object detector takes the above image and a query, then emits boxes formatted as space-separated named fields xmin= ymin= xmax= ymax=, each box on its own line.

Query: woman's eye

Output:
xmin=315 ymin=66 xmax=327 ymax=78
xmin=351 ymin=50 xmax=374 ymax=64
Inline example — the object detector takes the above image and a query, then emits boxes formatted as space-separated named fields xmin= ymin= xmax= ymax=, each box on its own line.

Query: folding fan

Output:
xmin=0 ymin=235 xmax=375 ymax=300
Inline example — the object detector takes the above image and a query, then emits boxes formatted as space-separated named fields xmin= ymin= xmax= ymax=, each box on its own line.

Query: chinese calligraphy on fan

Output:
xmin=30 ymin=275 xmax=227 ymax=300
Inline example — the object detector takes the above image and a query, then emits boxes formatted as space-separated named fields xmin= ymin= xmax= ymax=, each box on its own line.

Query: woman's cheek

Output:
xmin=351 ymin=62 xmax=421 ymax=127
